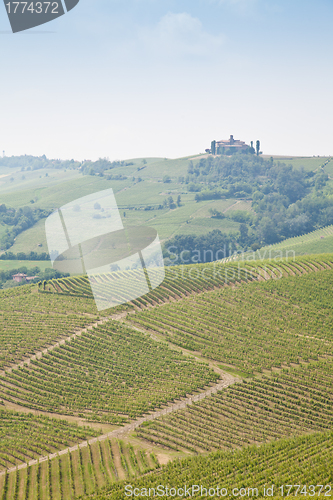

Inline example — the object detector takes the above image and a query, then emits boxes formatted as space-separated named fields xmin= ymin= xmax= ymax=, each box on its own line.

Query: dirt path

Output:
xmin=0 ymin=372 xmax=238 ymax=476
xmin=222 ymin=199 xmax=242 ymax=213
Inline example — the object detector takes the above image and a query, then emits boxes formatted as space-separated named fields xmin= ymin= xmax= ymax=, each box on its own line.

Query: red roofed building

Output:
xmin=12 ymin=273 xmax=38 ymax=283
xmin=211 ymin=135 xmax=251 ymax=155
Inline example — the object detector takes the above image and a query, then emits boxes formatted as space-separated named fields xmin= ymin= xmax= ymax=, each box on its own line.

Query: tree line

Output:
xmin=0 ymin=266 xmax=69 ymax=289
xmin=0 ymin=204 xmax=51 ymax=250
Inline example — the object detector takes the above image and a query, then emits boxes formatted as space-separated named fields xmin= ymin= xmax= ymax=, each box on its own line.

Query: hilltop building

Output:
xmin=208 ymin=135 xmax=251 ymax=155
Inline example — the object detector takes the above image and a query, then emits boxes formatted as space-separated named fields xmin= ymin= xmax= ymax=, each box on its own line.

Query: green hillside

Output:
xmin=0 ymin=260 xmax=51 ymax=272
xmin=225 ymin=225 xmax=333 ymax=262
xmin=270 ymin=155 xmax=332 ymax=171
xmin=2 ymin=153 xmax=333 ymax=262
xmin=1 ymin=255 xmax=333 ymax=499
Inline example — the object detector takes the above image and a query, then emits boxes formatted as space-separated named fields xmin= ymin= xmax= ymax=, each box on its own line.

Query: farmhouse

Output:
xmin=209 ymin=135 xmax=250 ymax=155
xmin=12 ymin=273 xmax=38 ymax=283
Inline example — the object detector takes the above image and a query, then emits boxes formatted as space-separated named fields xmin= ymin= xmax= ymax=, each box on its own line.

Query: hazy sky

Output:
xmin=1 ymin=0 xmax=333 ymax=160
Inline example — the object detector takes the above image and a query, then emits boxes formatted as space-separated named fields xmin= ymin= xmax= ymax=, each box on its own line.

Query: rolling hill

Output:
xmin=0 ymin=255 xmax=333 ymax=499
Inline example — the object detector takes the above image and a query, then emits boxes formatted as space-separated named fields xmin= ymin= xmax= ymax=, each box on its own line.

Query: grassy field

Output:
xmin=0 ymin=260 xmax=51 ymax=272
xmin=269 ymin=156 xmax=331 ymax=171
xmin=0 ymin=168 xmax=81 ymax=196
xmin=6 ymin=197 xmax=241 ymax=255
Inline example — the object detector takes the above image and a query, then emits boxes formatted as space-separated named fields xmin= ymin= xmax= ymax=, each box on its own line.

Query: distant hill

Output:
xmin=1 ymin=153 xmax=333 ymax=265
xmin=224 ymin=224 xmax=333 ymax=262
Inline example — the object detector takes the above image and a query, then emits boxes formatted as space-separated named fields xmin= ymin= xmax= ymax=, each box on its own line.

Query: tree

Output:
xmin=211 ymin=140 xmax=216 ymax=155
xmin=177 ymin=195 xmax=181 ymax=207
xmin=256 ymin=140 xmax=260 ymax=156
xmin=239 ymin=223 xmax=249 ymax=244
xmin=168 ymin=196 xmax=175 ymax=209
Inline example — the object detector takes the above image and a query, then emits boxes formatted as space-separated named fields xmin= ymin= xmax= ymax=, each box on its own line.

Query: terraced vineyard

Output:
xmin=136 ymin=359 xmax=333 ymax=452
xmin=1 ymin=254 xmax=333 ymax=500
xmin=131 ymin=265 xmax=333 ymax=374
xmin=38 ymin=262 xmax=260 ymax=304
xmin=0 ymin=438 xmax=160 ymax=500
xmin=0 ymin=286 xmax=102 ymax=369
xmin=38 ymin=255 xmax=333 ymax=310
xmin=0 ymin=409 xmax=100 ymax=471
xmin=0 ymin=322 xmax=218 ymax=423
xmin=89 ymin=431 xmax=333 ymax=499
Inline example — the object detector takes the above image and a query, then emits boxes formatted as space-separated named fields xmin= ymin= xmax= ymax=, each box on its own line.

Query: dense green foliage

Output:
xmin=86 ymin=431 xmax=333 ymax=499
xmin=0 ymin=251 xmax=50 ymax=261
xmin=178 ymin=154 xmax=333 ymax=249
xmin=0 ymin=322 xmax=218 ymax=423
xmin=131 ymin=264 xmax=333 ymax=374
xmin=136 ymin=359 xmax=333 ymax=452
xmin=163 ymin=229 xmax=237 ymax=263
xmin=0 ymin=409 xmax=100 ymax=471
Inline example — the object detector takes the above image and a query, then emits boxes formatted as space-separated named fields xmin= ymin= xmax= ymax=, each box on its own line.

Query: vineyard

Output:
xmin=135 ymin=359 xmax=333 ymax=452
xmin=0 ymin=321 xmax=218 ymax=423
xmin=130 ymin=266 xmax=333 ymax=374
xmin=0 ymin=408 xmax=100 ymax=471
xmin=0 ymin=285 xmax=102 ymax=370
xmin=38 ymin=255 xmax=333 ymax=312
xmin=1 ymin=255 xmax=333 ymax=499
xmin=0 ymin=438 xmax=160 ymax=500
xmin=38 ymin=261 xmax=260 ymax=303
xmin=89 ymin=430 xmax=333 ymax=499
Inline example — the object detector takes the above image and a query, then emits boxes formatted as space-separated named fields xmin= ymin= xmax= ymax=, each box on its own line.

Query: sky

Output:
xmin=0 ymin=0 xmax=333 ymax=161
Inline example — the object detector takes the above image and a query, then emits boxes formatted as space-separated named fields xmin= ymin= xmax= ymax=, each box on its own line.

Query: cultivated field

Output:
xmin=1 ymin=254 xmax=333 ymax=499
xmin=89 ymin=430 xmax=333 ymax=499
